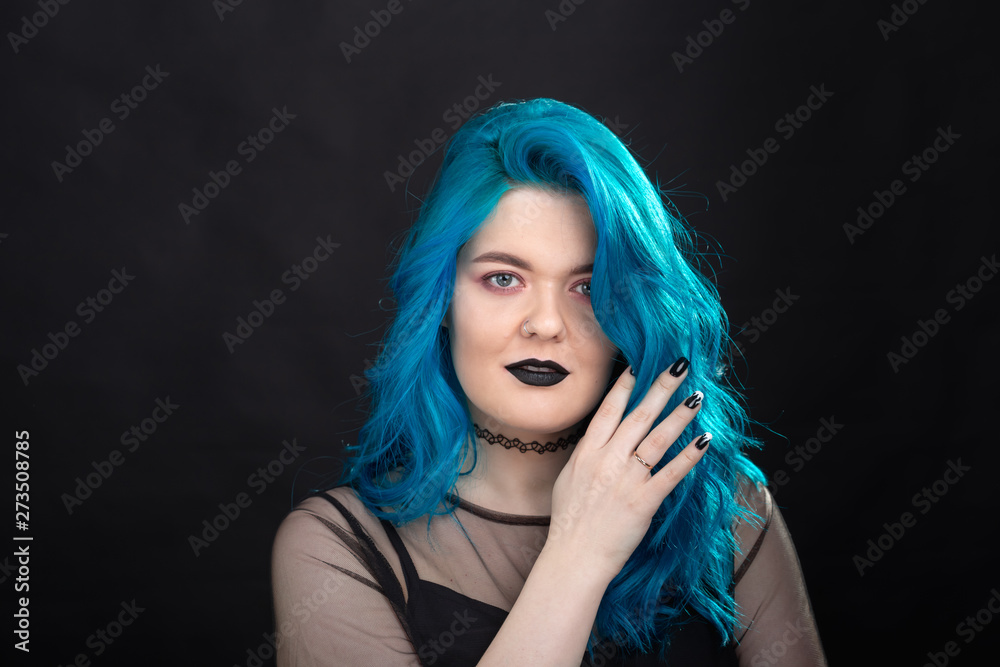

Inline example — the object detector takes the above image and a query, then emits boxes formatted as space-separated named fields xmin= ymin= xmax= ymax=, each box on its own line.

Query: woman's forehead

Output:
xmin=461 ymin=188 xmax=595 ymax=252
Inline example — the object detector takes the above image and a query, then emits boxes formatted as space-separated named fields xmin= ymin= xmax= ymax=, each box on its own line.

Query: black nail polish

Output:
xmin=629 ymin=366 xmax=636 ymax=376
xmin=683 ymin=391 xmax=703 ymax=409
xmin=695 ymin=433 xmax=712 ymax=450
xmin=668 ymin=357 xmax=689 ymax=377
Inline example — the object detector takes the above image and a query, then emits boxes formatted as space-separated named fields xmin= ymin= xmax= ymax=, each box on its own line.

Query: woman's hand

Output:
xmin=543 ymin=358 xmax=709 ymax=584
xmin=478 ymin=360 xmax=706 ymax=666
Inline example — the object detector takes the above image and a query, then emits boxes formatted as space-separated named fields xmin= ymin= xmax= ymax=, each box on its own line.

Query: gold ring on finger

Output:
xmin=633 ymin=451 xmax=653 ymax=470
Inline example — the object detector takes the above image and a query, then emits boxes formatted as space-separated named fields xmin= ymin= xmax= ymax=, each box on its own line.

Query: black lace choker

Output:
xmin=473 ymin=423 xmax=586 ymax=454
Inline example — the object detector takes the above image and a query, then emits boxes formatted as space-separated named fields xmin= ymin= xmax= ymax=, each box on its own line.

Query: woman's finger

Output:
xmin=579 ymin=364 xmax=641 ymax=449
xmin=646 ymin=432 xmax=712 ymax=499
xmin=606 ymin=358 xmax=690 ymax=455
xmin=631 ymin=389 xmax=703 ymax=470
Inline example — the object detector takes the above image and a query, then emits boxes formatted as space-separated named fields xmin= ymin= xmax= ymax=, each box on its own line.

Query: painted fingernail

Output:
xmin=683 ymin=391 xmax=703 ymax=409
xmin=668 ymin=357 xmax=689 ymax=377
xmin=695 ymin=433 xmax=712 ymax=450
xmin=629 ymin=365 xmax=636 ymax=376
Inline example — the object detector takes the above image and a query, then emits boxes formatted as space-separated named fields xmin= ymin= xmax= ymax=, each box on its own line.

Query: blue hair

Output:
xmin=342 ymin=98 xmax=768 ymax=657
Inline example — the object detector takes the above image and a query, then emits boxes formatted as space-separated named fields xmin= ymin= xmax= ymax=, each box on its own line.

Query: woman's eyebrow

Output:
xmin=470 ymin=250 xmax=593 ymax=275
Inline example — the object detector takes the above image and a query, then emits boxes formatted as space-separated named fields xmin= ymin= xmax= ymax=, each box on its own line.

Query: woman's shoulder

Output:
xmin=293 ymin=485 xmax=371 ymax=521
xmin=734 ymin=476 xmax=773 ymax=526
xmin=272 ymin=486 xmax=384 ymax=561
xmin=271 ymin=488 xmax=420 ymax=663
xmin=731 ymin=476 xmax=775 ymax=583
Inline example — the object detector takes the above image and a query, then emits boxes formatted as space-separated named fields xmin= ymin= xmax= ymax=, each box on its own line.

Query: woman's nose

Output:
xmin=521 ymin=287 xmax=567 ymax=341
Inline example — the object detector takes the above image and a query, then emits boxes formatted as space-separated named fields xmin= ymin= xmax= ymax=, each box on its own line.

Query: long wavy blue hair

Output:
xmin=341 ymin=97 xmax=768 ymax=657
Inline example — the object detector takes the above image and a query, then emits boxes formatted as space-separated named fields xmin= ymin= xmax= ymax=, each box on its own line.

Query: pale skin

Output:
xmin=442 ymin=188 xmax=710 ymax=665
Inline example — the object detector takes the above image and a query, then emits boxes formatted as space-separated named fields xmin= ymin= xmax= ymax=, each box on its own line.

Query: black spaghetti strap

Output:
xmin=733 ymin=485 xmax=773 ymax=586
xmin=312 ymin=491 xmax=342 ymax=510
xmin=310 ymin=491 xmax=419 ymax=602
xmin=308 ymin=492 xmax=407 ymax=606
xmin=303 ymin=491 xmax=422 ymax=647
xmin=380 ymin=519 xmax=420 ymax=596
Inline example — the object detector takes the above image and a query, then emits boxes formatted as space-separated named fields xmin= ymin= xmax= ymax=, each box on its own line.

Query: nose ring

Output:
xmin=522 ymin=319 xmax=533 ymax=336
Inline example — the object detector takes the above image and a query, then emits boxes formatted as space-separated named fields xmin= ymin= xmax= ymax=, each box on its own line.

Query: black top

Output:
xmin=374 ymin=492 xmax=750 ymax=666
xmin=271 ymin=482 xmax=828 ymax=666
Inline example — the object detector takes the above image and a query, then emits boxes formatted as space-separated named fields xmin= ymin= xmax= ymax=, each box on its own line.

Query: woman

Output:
xmin=272 ymin=98 xmax=827 ymax=665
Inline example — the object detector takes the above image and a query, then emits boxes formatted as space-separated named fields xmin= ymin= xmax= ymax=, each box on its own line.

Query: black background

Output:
xmin=3 ymin=1 xmax=998 ymax=665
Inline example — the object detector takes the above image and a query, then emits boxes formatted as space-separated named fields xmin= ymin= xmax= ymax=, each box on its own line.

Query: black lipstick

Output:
xmin=505 ymin=358 xmax=569 ymax=387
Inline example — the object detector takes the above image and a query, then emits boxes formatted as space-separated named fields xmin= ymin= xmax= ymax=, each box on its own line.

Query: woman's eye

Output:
xmin=486 ymin=273 xmax=520 ymax=290
xmin=576 ymin=281 xmax=592 ymax=298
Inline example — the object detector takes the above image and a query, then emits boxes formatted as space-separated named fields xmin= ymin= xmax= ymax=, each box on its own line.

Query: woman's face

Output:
xmin=444 ymin=187 xmax=619 ymax=441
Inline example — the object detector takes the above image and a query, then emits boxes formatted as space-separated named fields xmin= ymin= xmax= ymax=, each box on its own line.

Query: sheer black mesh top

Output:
xmin=272 ymin=479 xmax=827 ymax=666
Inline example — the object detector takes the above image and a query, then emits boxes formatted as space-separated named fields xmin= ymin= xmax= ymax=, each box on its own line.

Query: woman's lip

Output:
xmin=505 ymin=358 xmax=569 ymax=374
xmin=506 ymin=367 xmax=568 ymax=387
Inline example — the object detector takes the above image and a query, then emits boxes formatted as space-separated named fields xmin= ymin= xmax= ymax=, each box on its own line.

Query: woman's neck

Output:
xmin=453 ymin=424 xmax=583 ymax=516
